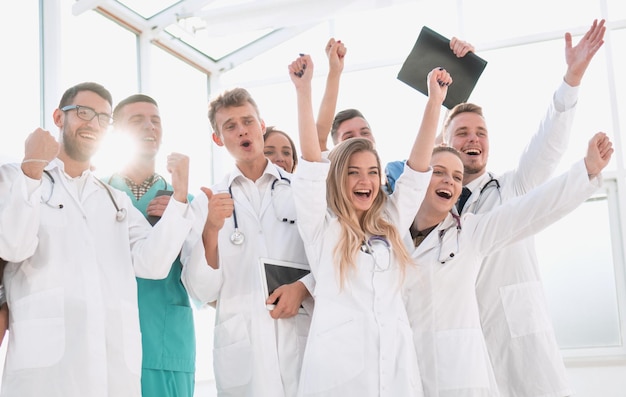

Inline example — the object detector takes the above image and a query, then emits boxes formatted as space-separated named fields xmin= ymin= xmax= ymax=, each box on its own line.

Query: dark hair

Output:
xmin=264 ymin=126 xmax=298 ymax=171
xmin=330 ymin=108 xmax=367 ymax=143
xmin=113 ymin=94 xmax=158 ymax=120
xmin=208 ymin=87 xmax=261 ymax=136
xmin=58 ymin=82 xmax=112 ymax=109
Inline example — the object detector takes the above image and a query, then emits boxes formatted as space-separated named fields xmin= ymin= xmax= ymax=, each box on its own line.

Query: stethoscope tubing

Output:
xmin=228 ymin=171 xmax=294 ymax=245
xmin=43 ymin=170 xmax=128 ymax=222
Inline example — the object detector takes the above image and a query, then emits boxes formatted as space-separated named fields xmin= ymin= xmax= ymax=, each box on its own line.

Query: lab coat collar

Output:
xmin=460 ymin=172 xmax=495 ymax=213
xmin=464 ymin=172 xmax=490 ymax=193
xmin=227 ymin=159 xmax=286 ymax=188
xmin=412 ymin=213 xmax=458 ymax=258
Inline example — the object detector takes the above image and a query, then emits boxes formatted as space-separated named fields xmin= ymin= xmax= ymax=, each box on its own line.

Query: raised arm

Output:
xmin=166 ymin=152 xmax=190 ymax=204
xmin=317 ymin=38 xmax=347 ymax=152
xmin=21 ymin=128 xmax=59 ymax=180
xmin=584 ymin=131 xmax=613 ymax=179
xmin=564 ymin=18 xmax=605 ymax=87
xmin=474 ymin=131 xmax=612 ymax=257
xmin=512 ymin=18 xmax=606 ymax=192
xmin=405 ymin=68 xmax=452 ymax=172
xmin=289 ymin=54 xmax=320 ymax=162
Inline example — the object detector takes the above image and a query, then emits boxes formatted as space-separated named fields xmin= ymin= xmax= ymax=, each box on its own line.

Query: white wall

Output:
xmin=566 ymin=361 xmax=626 ymax=396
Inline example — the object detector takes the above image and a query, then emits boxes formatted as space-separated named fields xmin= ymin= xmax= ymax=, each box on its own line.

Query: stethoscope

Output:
xmin=437 ymin=212 xmax=462 ymax=264
xmin=360 ymin=235 xmax=391 ymax=272
xmin=228 ymin=185 xmax=245 ymax=245
xmin=470 ymin=173 xmax=502 ymax=211
xmin=228 ymin=173 xmax=296 ymax=245
xmin=42 ymin=170 xmax=127 ymax=222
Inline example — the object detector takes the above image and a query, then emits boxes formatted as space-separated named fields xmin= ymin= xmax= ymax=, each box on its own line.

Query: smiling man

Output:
xmin=106 ymin=94 xmax=197 ymax=397
xmin=442 ymin=19 xmax=606 ymax=397
xmin=0 ymin=82 xmax=199 ymax=397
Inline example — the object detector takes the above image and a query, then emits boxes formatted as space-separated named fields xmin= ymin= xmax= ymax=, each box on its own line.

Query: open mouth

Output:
xmin=241 ymin=140 xmax=251 ymax=148
xmin=142 ymin=136 xmax=156 ymax=142
xmin=354 ymin=189 xmax=372 ymax=199
xmin=463 ymin=148 xmax=481 ymax=156
xmin=435 ymin=189 xmax=452 ymax=199
xmin=79 ymin=132 xmax=97 ymax=141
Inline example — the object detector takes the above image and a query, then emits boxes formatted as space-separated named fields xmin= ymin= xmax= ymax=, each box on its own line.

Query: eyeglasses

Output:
xmin=61 ymin=105 xmax=112 ymax=128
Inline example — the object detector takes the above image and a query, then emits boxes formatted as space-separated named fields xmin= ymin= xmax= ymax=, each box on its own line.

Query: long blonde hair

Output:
xmin=327 ymin=138 xmax=412 ymax=287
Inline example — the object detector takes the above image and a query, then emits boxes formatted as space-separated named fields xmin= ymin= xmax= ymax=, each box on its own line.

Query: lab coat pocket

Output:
xmin=7 ymin=288 xmax=65 ymax=370
xmin=296 ymin=312 xmax=312 ymax=361
xmin=213 ymin=314 xmax=252 ymax=390
xmin=435 ymin=328 xmax=490 ymax=391
xmin=121 ymin=301 xmax=142 ymax=375
xmin=500 ymin=281 xmax=551 ymax=338
xmin=301 ymin=308 xmax=364 ymax=394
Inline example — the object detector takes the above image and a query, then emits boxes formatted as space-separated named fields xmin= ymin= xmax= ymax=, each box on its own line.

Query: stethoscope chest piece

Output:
xmin=116 ymin=208 xmax=127 ymax=222
xmin=230 ymin=229 xmax=245 ymax=245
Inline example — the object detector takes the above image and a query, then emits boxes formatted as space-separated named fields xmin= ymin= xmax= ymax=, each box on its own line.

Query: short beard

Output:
xmin=62 ymin=129 xmax=93 ymax=162
xmin=462 ymin=161 xmax=485 ymax=176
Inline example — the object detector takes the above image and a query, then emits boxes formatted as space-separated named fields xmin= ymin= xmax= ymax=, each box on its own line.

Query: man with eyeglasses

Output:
xmin=0 ymin=82 xmax=204 ymax=397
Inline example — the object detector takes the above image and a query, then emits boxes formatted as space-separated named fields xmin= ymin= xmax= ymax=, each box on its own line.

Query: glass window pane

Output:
xmin=93 ymin=45 xmax=213 ymax=193
xmin=536 ymin=186 xmax=621 ymax=349
xmin=608 ymin=0 xmax=626 ymax=19
xmin=146 ymin=46 xmax=213 ymax=193
xmin=0 ymin=1 xmax=40 ymax=163
xmin=59 ymin=0 xmax=138 ymax=100
xmin=462 ymin=0 xmax=604 ymax=42
xmin=613 ymin=28 xmax=626 ymax=159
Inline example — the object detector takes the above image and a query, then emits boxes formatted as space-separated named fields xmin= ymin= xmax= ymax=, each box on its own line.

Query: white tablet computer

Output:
xmin=259 ymin=257 xmax=310 ymax=314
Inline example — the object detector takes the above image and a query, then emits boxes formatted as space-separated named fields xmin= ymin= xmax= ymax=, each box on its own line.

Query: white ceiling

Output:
xmin=73 ymin=0 xmax=414 ymax=75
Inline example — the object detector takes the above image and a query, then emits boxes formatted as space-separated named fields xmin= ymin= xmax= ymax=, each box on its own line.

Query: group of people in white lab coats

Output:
xmin=0 ymin=17 xmax=610 ymax=397
xmin=280 ymin=16 xmax=609 ymax=395
xmin=0 ymin=82 xmax=210 ymax=397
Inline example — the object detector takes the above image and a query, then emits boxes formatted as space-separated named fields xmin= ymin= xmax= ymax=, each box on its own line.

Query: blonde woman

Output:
xmin=289 ymin=53 xmax=450 ymax=396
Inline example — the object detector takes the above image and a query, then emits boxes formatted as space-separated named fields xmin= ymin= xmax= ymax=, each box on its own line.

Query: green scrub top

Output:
xmin=105 ymin=175 xmax=196 ymax=377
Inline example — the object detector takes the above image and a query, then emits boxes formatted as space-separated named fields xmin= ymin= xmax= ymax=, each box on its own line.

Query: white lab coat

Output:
xmin=463 ymin=81 xmax=579 ymax=397
xmin=0 ymin=159 xmax=197 ymax=397
xmin=404 ymin=159 xmax=600 ymax=396
xmin=292 ymin=159 xmax=430 ymax=397
xmin=183 ymin=161 xmax=314 ymax=397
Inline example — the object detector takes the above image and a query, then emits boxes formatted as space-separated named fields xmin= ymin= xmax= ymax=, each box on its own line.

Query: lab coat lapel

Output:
xmin=413 ymin=215 xmax=457 ymax=258
xmin=82 ymin=174 xmax=102 ymax=202
xmin=259 ymin=182 xmax=273 ymax=219
xmin=462 ymin=172 xmax=494 ymax=214
xmin=51 ymin=167 xmax=92 ymax=219
xmin=260 ymin=165 xmax=290 ymax=220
